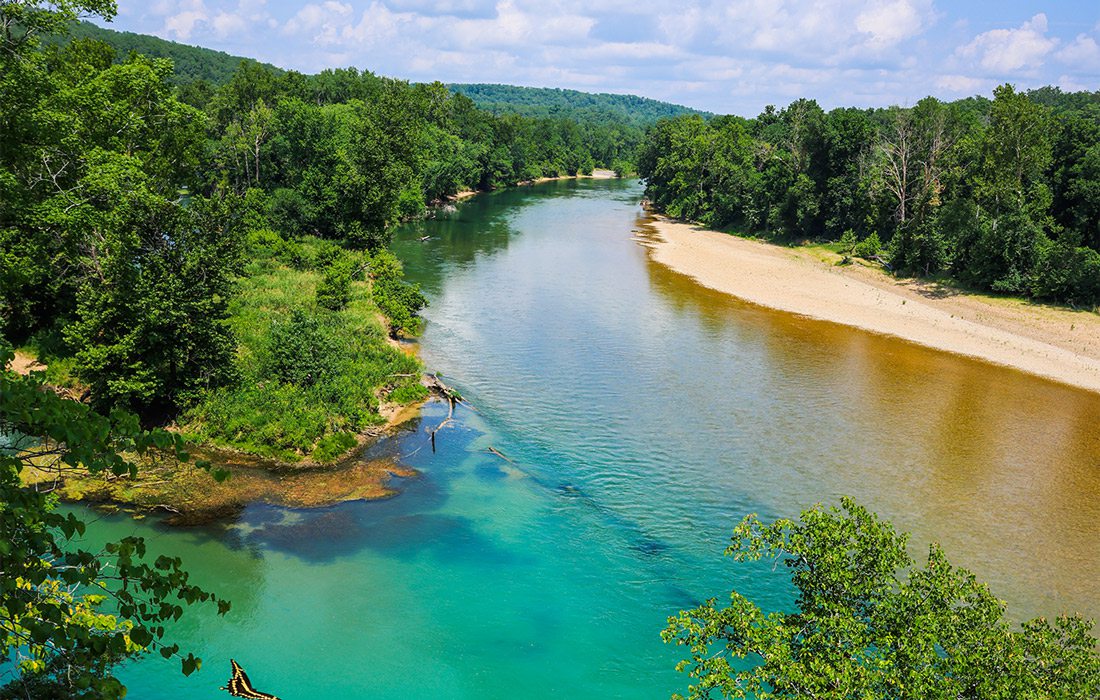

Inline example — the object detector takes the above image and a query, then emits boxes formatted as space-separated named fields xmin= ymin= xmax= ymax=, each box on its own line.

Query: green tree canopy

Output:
xmin=664 ymin=498 xmax=1099 ymax=699
xmin=0 ymin=344 xmax=228 ymax=698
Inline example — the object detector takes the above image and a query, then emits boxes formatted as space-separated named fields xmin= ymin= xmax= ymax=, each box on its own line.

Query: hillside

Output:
xmin=448 ymin=83 xmax=709 ymax=126
xmin=52 ymin=20 xmax=279 ymax=84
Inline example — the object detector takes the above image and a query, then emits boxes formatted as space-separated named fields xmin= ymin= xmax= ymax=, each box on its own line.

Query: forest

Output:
xmin=2 ymin=7 xmax=639 ymax=462
xmin=448 ymin=83 xmax=707 ymax=127
xmin=49 ymin=19 xmax=280 ymax=85
xmin=637 ymin=87 xmax=1100 ymax=306
xmin=3 ymin=3 xmax=1099 ymax=699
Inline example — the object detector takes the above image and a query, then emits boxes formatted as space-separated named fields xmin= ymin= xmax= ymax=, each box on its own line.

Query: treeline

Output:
xmin=1 ymin=9 xmax=629 ymax=459
xmin=450 ymin=82 xmax=708 ymax=126
xmin=49 ymin=19 xmax=280 ymax=85
xmin=450 ymin=83 xmax=710 ymax=174
xmin=638 ymin=86 xmax=1100 ymax=307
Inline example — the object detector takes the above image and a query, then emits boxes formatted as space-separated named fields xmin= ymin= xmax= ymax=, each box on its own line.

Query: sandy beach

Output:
xmin=641 ymin=216 xmax=1100 ymax=394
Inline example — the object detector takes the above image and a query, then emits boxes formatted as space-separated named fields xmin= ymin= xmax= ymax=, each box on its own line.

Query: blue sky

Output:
xmin=96 ymin=1 xmax=1100 ymax=114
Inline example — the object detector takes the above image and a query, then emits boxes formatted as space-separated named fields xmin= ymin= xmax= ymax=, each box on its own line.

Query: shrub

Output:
xmin=316 ymin=261 xmax=354 ymax=311
xmin=1032 ymin=240 xmax=1100 ymax=306
xmin=264 ymin=310 xmax=339 ymax=388
xmin=370 ymin=250 xmax=427 ymax=336
xmin=838 ymin=229 xmax=857 ymax=254
xmin=854 ymin=231 xmax=881 ymax=259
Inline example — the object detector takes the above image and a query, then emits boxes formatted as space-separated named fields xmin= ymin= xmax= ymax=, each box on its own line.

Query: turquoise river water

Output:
xmin=74 ymin=178 xmax=1099 ymax=698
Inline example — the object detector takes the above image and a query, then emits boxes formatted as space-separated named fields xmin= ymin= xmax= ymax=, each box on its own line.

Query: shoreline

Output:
xmin=443 ymin=168 xmax=618 ymax=203
xmin=12 ymin=344 xmax=441 ymax=523
xmin=639 ymin=215 xmax=1100 ymax=395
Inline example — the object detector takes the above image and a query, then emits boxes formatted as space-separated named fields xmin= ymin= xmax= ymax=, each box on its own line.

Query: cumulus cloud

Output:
xmin=1056 ymin=34 xmax=1100 ymax=71
xmin=283 ymin=0 xmax=593 ymax=52
xmin=283 ymin=1 xmax=356 ymax=44
xmin=157 ymin=0 xmax=270 ymax=40
xmin=855 ymin=0 xmax=931 ymax=50
xmin=654 ymin=0 xmax=934 ymax=63
xmin=956 ymin=13 xmax=1058 ymax=74
xmin=163 ymin=0 xmax=208 ymax=40
xmin=935 ymin=74 xmax=986 ymax=94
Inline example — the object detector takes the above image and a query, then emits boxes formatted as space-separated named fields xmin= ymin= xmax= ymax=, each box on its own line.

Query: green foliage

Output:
xmin=837 ymin=229 xmax=857 ymax=254
xmin=370 ymin=250 xmax=427 ymax=337
xmin=853 ymin=231 xmax=882 ymax=259
xmin=449 ymin=83 xmax=709 ymax=128
xmin=264 ymin=309 xmax=337 ymax=388
xmin=1031 ymin=240 xmax=1100 ymax=307
xmin=312 ymin=431 xmax=358 ymax=464
xmin=638 ymin=84 xmax=1100 ymax=307
xmin=184 ymin=253 xmax=424 ymax=461
xmin=51 ymin=20 xmax=281 ymax=86
xmin=316 ymin=259 xmax=355 ymax=311
xmin=664 ymin=498 xmax=1100 ymax=700
xmin=0 ymin=343 xmax=228 ymax=698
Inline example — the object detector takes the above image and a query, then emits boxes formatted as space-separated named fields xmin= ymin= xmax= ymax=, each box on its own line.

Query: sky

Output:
xmin=95 ymin=0 xmax=1100 ymax=115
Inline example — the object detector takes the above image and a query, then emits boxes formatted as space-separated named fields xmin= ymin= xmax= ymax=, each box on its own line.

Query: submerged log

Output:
xmin=423 ymin=374 xmax=465 ymax=452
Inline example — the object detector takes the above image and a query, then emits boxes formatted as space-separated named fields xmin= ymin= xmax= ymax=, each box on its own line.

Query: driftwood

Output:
xmin=486 ymin=446 xmax=514 ymax=464
xmin=870 ymin=254 xmax=892 ymax=270
xmin=423 ymin=375 xmax=465 ymax=452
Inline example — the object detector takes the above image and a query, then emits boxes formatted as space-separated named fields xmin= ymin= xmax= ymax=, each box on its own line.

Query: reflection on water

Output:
xmin=636 ymin=213 xmax=1100 ymax=619
xmin=108 ymin=178 xmax=1097 ymax=699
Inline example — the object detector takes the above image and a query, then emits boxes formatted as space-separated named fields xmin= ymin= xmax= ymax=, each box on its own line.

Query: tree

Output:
xmin=663 ymin=498 xmax=1099 ymax=700
xmin=0 ymin=343 xmax=228 ymax=698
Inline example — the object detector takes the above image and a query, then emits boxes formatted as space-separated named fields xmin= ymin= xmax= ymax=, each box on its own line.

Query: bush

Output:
xmin=837 ymin=229 xmax=857 ymax=254
xmin=247 ymin=229 xmax=285 ymax=259
xmin=266 ymin=187 xmax=308 ymax=237
xmin=1032 ymin=241 xmax=1100 ymax=306
xmin=316 ymin=261 xmax=354 ymax=311
xmin=313 ymin=431 xmax=359 ymax=464
xmin=264 ymin=310 xmax=339 ymax=388
xmin=370 ymin=250 xmax=427 ymax=336
xmin=854 ymin=231 xmax=881 ymax=259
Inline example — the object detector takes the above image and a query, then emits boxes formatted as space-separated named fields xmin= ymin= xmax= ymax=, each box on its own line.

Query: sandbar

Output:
xmin=641 ymin=216 xmax=1100 ymax=395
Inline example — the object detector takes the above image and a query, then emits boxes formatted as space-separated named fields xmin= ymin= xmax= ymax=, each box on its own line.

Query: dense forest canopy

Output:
xmin=2 ymin=15 xmax=638 ymax=429
xmin=637 ymin=86 xmax=1100 ymax=307
xmin=448 ymin=82 xmax=709 ymax=128
xmin=46 ymin=19 xmax=282 ymax=85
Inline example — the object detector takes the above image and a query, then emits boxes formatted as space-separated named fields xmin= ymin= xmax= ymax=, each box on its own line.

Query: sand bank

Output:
xmin=641 ymin=216 xmax=1100 ymax=394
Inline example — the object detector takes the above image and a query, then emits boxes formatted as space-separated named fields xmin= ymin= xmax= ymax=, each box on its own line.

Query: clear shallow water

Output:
xmin=91 ymin=178 xmax=1098 ymax=698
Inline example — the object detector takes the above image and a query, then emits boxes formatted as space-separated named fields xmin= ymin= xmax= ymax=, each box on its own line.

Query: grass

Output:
xmin=182 ymin=235 xmax=428 ymax=464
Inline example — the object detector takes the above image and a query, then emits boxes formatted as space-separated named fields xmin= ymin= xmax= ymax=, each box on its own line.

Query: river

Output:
xmin=101 ymin=177 xmax=1099 ymax=698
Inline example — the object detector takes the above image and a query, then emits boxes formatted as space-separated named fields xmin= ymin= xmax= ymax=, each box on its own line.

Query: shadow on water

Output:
xmin=393 ymin=179 xmax=643 ymax=296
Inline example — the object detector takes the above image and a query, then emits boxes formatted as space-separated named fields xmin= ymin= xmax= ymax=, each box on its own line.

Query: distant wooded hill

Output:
xmin=447 ymin=83 xmax=710 ymax=127
xmin=53 ymin=21 xmax=281 ymax=84
xmin=55 ymin=22 xmax=705 ymax=125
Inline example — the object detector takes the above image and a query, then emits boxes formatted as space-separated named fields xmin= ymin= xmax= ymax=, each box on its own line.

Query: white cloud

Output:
xmin=211 ymin=10 xmax=248 ymax=37
xmin=956 ymin=13 xmax=1058 ymax=74
xmin=855 ymin=0 xmax=930 ymax=49
xmin=935 ymin=74 xmax=986 ymax=94
xmin=284 ymin=0 xmax=593 ymax=52
xmin=657 ymin=0 xmax=934 ymax=62
xmin=1056 ymin=34 xmax=1100 ymax=71
xmin=158 ymin=0 xmax=270 ymax=41
xmin=163 ymin=0 xmax=208 ymax=40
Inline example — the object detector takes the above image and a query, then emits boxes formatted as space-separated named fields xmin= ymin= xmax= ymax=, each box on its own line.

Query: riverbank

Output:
xmin=444 ymin=169 xmax=618 ymax=203
xmin=639 ymin=216 xmax=1100 ymax=394
xmin=17 ymin=382 xmax=438 ymax=524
